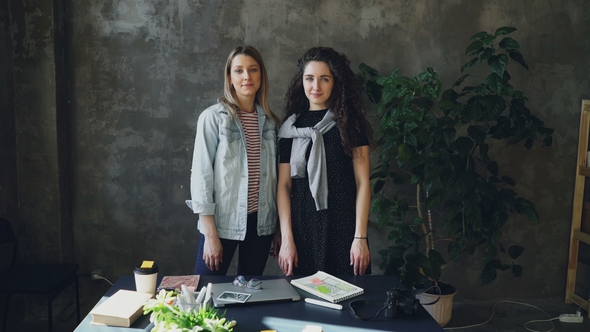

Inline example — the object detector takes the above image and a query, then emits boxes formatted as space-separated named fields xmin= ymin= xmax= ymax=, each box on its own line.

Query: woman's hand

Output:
xmin=278 ymin=239 xmax=298 ymax=276
xmin=203 ymin=235 xmax=223 ymax=271
xmin=350 ymin=239 xmax=370 ymax=275
xmin=271 ymin=230 xmax=281 ymax=257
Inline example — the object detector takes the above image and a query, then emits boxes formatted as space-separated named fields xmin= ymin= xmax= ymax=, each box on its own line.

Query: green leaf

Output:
xmin=465 ymin=40 xmax=484 ymax=55
xmin=373 ymin=180 xmax=385 ymax=194
xmin=482 ymin=36 xmax=495 ymax=45
xmin=484 ymin=95 xmax=507 ymax=121
xmin=453 ymin=74 xmax=469 ymax=87
xmin=513 ymin=198 xmax=539 ymax=222
xmin=486 ymin=73 xmax=504 ymax=95
xmin=405 ymin=133 xmax=418 ymax=147
xmin=456 ymin=137 xmax=474 ymax=156
xmin=508 ymin=245 xmax=525 ymax=259
xmin=359 ymin=63 xmax=379 ymax=76
xmin=410 ymin=174 xmax=421 ymax=185
xmin=428 ymin=249 xmax=446 ymax=265
xmin=439 ymin=100 xmax=456 ymax=112
xmin=389 ymin=68 xmax=399 ymax=78
xmin=499 ymin=37 xmax=520 ymax=50
xmin=489 ymin=230 xmax=501 ymax=245
xmin=471 ymin=31 xmax=489 ymax=40
xmin=412 ymin=217 xmax=423 ymax=225
xmin=484 ymin=259 xmax=503 ymax=270
xmin=512 ymin=264 xmax=523 ymax=277
xmin=509 ymin=50 xmax=529 ymax=70
xmin=467 ymin=125 xmax=486 ymax=144
xmin=404 ymin=122 xmax=420 ymax=133
xmin=370 ymin=170 xmax=388 ymax=180
xmin=487 ymin=161 xmax=498 ymax=176
xmin=543 ymin=136 xmax=553 ymax=147
xmin=398 ymin=143 xmax=412 ymax=162
xmin=481 ymin=269 xmax=497 ymax=285
xmin=381 ymin=84 xmax=395 ymax=105
xmin=478 ymin=143 xmax=489 ymax=163
xmin=443 ymin=128 xmax=457 ymax=147
xmin=461 ymin=58 xmax=479 ymax=72
xmin=422 ymin=177 xmax=434 ymax=194
xmin=501 ymin=176 xmax=515 ymax=186
xmin=480 ymin=48 xmax=495 ymax=61
xmin=426 ymin=188 xmax=445 ymax=209
xmin=422 ymin=84 xmax=438 ymax=99
xmin=488 ymin=54 xmax=508 ymax=77
xmin=375 ymin=76 xmax=391 ymax=86
xmin=494 ymin=27 xmax=517 ymax=36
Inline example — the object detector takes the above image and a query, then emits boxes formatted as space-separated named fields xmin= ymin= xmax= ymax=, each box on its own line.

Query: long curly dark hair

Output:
xmin=284 ymin=47 xmax=374 ymax=156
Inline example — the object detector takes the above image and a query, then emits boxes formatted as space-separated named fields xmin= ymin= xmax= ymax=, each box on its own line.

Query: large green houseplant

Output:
xmin=357 ymin=27 xmax=553 ymax=291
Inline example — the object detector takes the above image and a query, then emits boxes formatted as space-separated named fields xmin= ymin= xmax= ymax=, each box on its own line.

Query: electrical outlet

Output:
xmin=91 ymin=269 xmax=104 ymax=281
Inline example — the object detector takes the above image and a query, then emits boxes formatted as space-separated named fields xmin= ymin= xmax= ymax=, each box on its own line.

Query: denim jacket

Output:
xmin=185 ymin=102 xmax=278 ymax=240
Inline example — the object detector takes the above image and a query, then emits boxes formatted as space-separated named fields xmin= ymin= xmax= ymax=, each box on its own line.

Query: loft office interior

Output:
xmin=1 ymin=0 xmax=590 ymax=331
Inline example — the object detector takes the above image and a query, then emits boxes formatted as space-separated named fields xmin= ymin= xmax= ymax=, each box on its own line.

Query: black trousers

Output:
xmin=194 ymin=212 xmax=274 ymax=276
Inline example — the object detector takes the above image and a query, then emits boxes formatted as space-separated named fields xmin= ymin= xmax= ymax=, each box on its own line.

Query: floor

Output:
xmin=1 ymin=294 xmax=589 ymax=332
xmin=447 ymin=299 xmax=590 ymax=332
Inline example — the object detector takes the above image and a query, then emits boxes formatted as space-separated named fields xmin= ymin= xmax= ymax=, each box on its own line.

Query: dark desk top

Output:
xmin=75 ymin=274 xmax=444 ymax=332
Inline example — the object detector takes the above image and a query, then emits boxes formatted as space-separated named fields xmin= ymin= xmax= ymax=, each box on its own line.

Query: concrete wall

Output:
xmin=3 ymin=0 xmax=590 ymax=308
xmin=0 ymin=0 xmax=17 ymax=222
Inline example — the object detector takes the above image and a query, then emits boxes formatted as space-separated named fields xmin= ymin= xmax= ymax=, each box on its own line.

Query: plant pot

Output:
xmin=416 ymin=282 xmax=456 ymax=327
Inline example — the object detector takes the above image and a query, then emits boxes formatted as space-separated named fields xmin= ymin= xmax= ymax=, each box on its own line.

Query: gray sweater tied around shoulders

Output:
xmin=278 ymin=110 xmax=336 ymax=211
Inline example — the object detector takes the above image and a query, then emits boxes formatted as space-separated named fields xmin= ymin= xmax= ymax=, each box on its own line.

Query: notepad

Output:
xmin=157 ymin=275 xmax=200 ymax=292
xmin=89 ymin=290 xmax=153 ymax=327
xmin=290 ymin=271 xmax=364 ymax=303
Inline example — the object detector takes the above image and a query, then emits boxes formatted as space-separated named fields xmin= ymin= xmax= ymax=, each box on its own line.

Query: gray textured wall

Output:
xmin=4 ymin=0 xmax=590 ymax=306
xmin=0 ymin=0 xmax=17 ymax=221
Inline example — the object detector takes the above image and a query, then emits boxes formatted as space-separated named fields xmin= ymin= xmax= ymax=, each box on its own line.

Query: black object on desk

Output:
xmin=75 ymin=274 xmax=445 ymax=332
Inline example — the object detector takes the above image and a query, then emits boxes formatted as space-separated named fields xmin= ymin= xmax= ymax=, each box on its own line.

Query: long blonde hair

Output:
xmin=220 ymin=46 xmax=280 ymax=124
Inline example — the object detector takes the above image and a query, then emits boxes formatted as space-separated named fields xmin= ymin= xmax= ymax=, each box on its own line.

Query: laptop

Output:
xmin=210 ymin=278 xmax=301 ymax=307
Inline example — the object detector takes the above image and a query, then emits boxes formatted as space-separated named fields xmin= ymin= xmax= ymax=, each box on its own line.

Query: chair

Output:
xmin=0 ymin=218 xmax=80 ymax=332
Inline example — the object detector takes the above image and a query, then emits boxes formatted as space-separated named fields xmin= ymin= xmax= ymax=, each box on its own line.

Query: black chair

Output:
xmin=0 ymin=218 xmax=80 ymax=332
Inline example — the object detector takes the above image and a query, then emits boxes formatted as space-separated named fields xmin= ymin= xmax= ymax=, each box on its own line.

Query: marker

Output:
xmin=195 ymin=286 xmax=207 ymax=305
xmin=204 ymin=283 xmax=212 ymax=307
xmin=305 ymin=298 xmax=343 ymax=310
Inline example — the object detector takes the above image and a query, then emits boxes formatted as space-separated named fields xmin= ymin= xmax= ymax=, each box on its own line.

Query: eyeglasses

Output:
xmin=233 ymin=275 xmax=262 ymax=290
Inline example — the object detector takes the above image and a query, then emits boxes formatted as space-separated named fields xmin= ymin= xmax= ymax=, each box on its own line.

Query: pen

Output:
xmin=305 ymin=298 xmax=343 ymax=310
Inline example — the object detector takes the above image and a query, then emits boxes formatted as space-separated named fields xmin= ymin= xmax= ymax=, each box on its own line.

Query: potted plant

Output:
xmin=357 ymin=27 xmax=553 ymax=326
xmin=143 ymin=290 xmax=236 ymax=332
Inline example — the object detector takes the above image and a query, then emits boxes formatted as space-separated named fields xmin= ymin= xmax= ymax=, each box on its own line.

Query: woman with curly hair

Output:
xmin=275 ymin=47 xmax=374 ymax=276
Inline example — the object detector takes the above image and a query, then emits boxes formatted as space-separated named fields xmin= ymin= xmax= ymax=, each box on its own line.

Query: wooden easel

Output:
xmin=565 ymin=99 xmax=590 ymax=316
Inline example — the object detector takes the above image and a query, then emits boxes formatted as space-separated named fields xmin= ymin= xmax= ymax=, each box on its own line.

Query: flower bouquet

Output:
xmin=143 ymin=289 xmax=236 ymax=332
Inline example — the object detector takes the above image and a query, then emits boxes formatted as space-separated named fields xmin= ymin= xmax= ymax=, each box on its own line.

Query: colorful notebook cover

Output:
xmin=157 ymin=275 xmax=201 ymax=292
xmin=290 ymin=271 xmax=364 ymax=303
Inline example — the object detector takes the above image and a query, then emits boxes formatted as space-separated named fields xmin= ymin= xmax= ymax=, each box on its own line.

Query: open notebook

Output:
xmin=211 ymin=278 xmax=300 ymax=307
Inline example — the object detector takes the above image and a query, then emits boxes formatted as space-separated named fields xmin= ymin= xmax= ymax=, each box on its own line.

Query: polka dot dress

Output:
xmin=278 ymin=109 xmax=371 ymax=276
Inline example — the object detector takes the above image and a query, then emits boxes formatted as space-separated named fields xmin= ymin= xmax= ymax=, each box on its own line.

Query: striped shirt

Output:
xmin=239 ymin=110 xmax=260 ymax=214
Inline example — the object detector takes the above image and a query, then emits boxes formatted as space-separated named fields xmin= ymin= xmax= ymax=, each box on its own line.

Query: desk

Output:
xmin=75 ymin=275 xmax=444 ymax=332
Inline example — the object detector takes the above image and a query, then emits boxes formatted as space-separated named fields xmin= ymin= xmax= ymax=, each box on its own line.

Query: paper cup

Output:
xmin=134 ymin=264 xmax=159 ymax=295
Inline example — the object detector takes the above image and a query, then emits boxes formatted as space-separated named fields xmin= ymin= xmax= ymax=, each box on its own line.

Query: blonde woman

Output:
xmin=186 ymin=46 xmax=280 ymax=275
